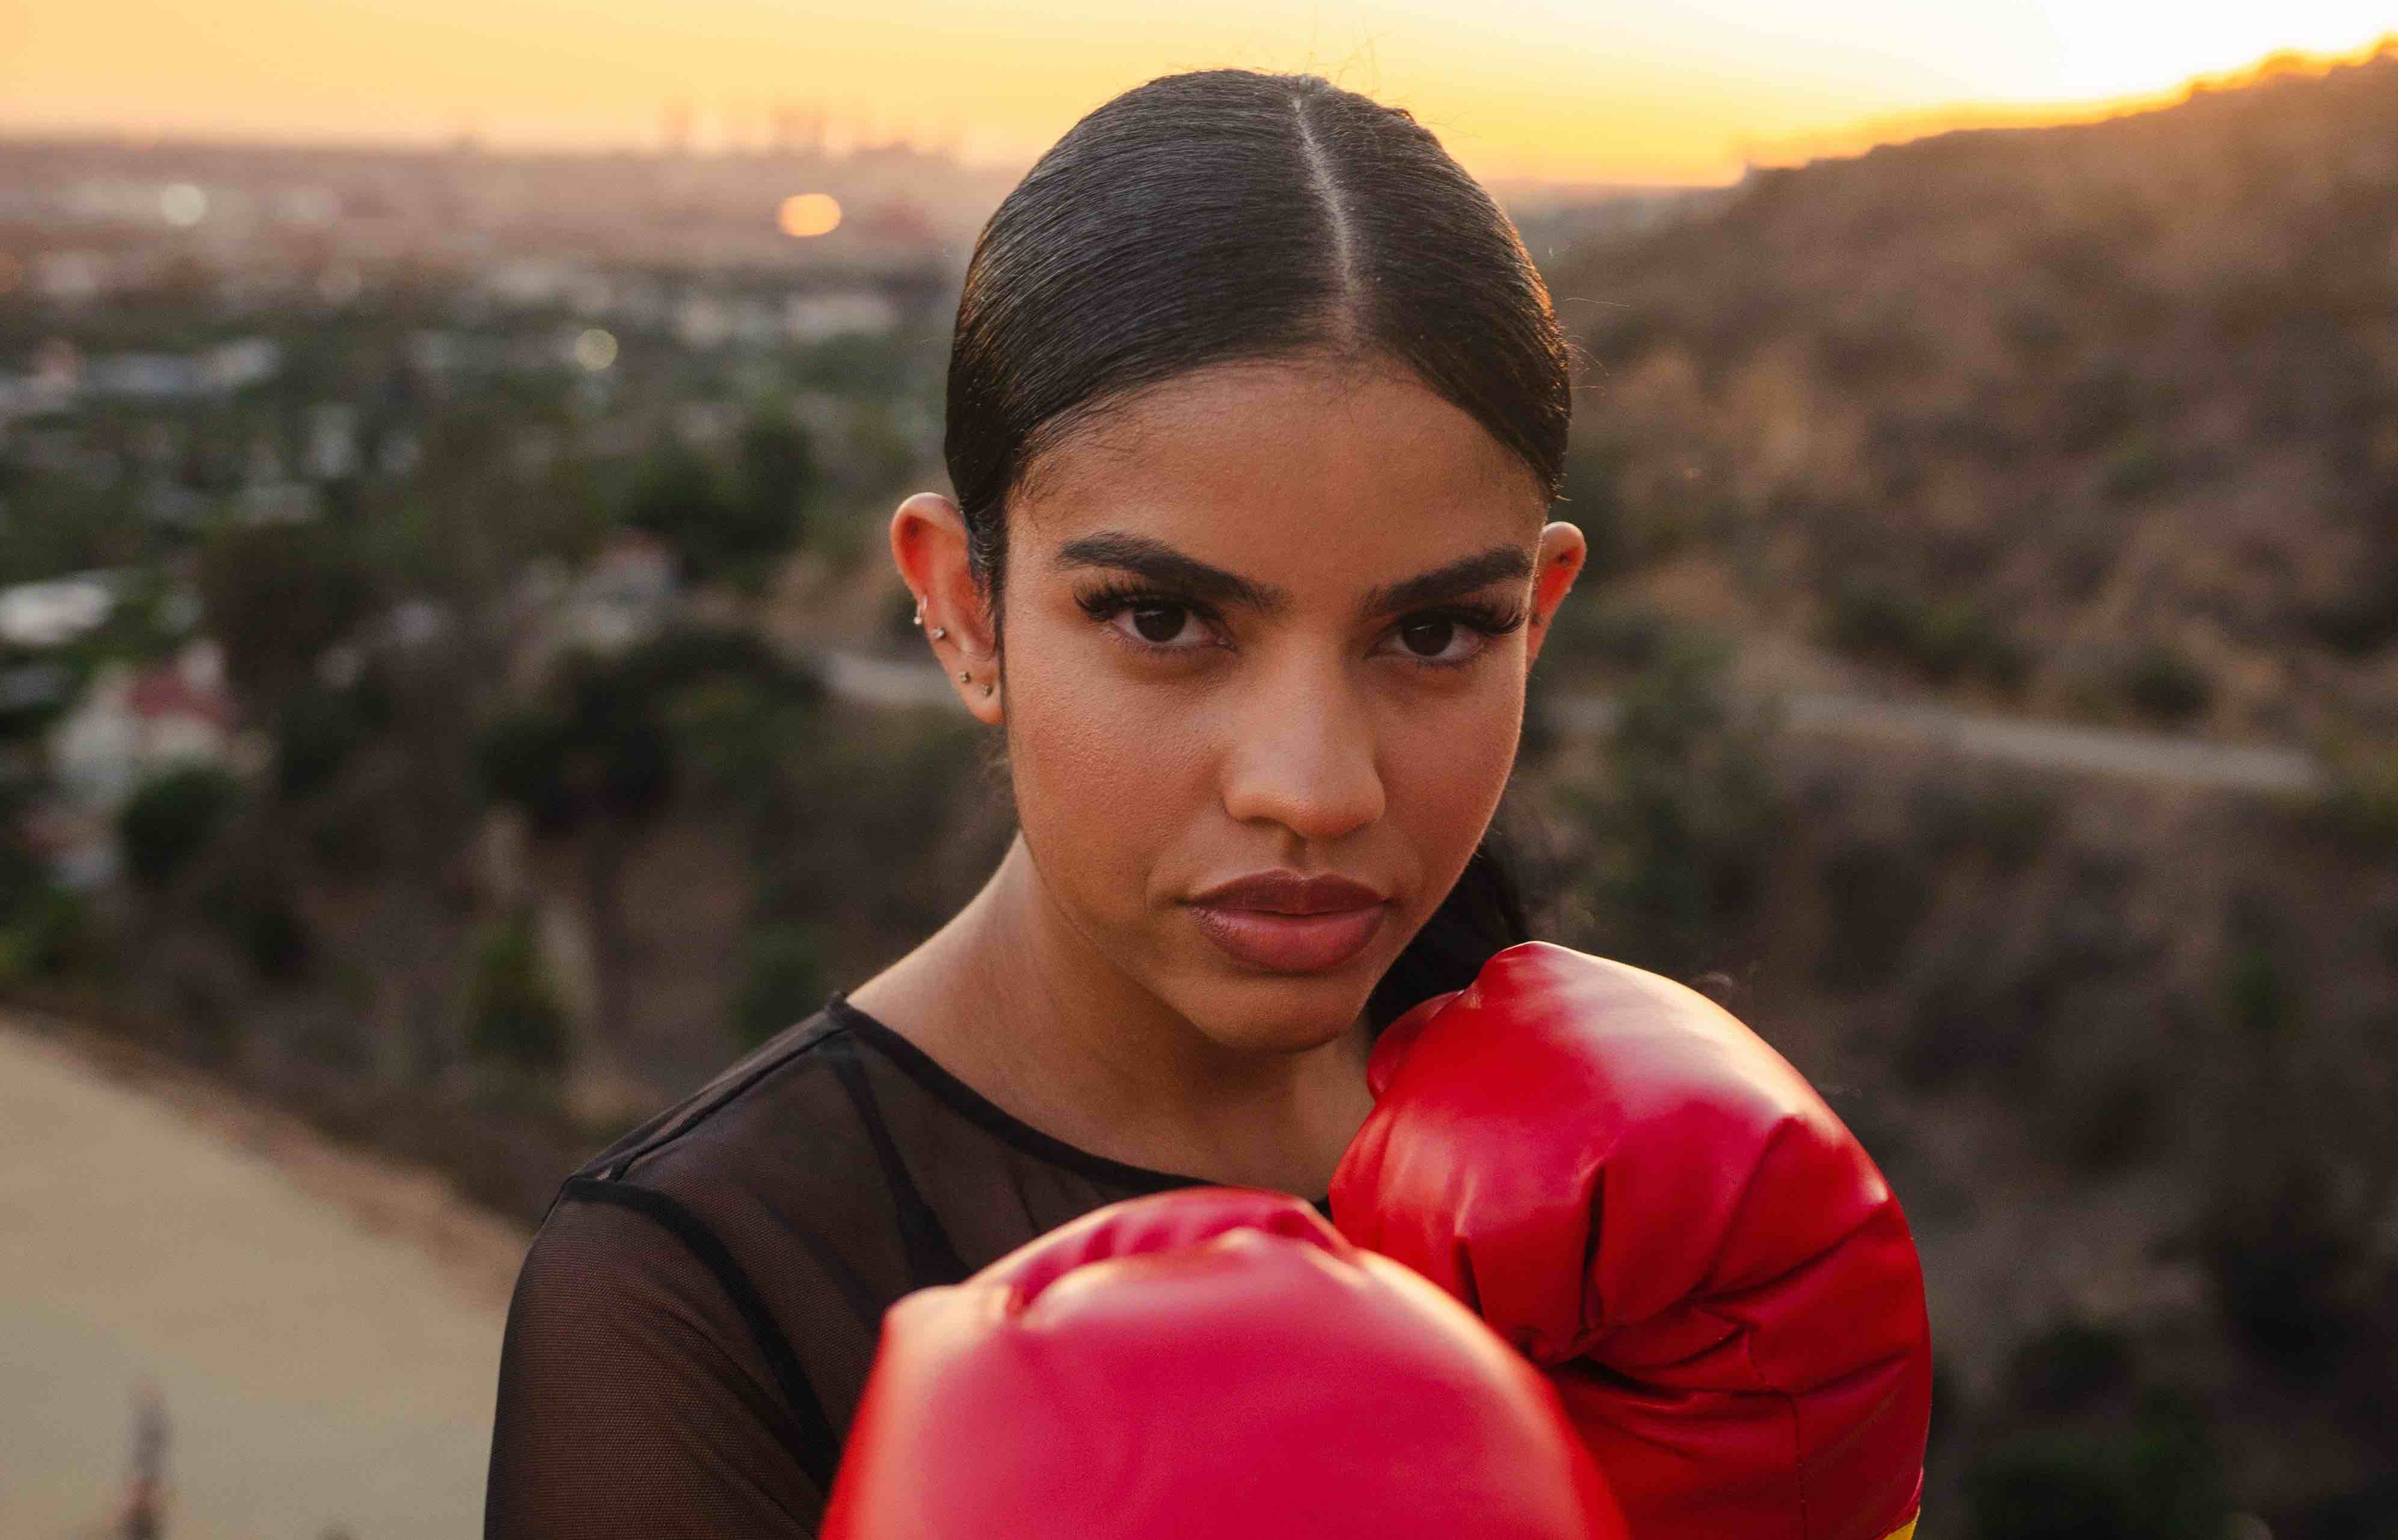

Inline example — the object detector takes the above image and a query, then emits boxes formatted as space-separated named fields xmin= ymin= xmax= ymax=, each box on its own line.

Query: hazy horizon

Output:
xmin=5 ymin=1 xmax=2393 ymax=186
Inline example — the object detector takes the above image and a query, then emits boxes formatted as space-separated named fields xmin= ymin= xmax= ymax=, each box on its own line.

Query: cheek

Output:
xmin=1382 ymin=685 xmax=1523 ymax=900
xmin=1002 ymin=640 xmax=1211 ymax=906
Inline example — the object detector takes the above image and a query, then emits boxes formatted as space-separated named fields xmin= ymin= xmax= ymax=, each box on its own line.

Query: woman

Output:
xmin=484 ymin=66 xmax=1587 ymax=1536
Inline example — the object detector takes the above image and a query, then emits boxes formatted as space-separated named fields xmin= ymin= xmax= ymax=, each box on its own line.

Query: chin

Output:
xmin=1182 ymin=972 xmax=1376 ymax=1057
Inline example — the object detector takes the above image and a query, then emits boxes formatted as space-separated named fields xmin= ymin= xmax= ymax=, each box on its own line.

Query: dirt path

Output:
xmin=0 ymin=1012 xmax=531 ymax=1540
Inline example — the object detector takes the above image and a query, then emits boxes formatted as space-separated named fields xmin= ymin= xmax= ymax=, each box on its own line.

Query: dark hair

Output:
xmin=944 ymin=67 xmax=1570 ymax=1029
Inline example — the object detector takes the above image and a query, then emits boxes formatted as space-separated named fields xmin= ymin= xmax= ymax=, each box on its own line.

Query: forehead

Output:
xmin=1013 ymin=361 xmax=1546 ymax=594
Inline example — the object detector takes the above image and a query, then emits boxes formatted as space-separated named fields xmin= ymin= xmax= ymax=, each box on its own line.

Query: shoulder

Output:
xmin=532 ymin=992 xmax=970 ymax=1298
xmin=564 ymin=1003 xmax=853 ymax=1191
xmin=517 ymin=1000 xmax=861 ymax=1292
xmin=532 ymin=999 xmax=912 ymax=1280
xmin=500 ymin=1003 xmax=876 ymax=1488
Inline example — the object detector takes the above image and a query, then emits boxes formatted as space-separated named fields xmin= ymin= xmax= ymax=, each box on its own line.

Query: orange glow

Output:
xmin=777 ymin=193 xmax=843 ymax=239
xmin=1744 ymin=34 xmax=2398 ymax=168
xmin=0 ymin=2 xmax=2391 ymax=187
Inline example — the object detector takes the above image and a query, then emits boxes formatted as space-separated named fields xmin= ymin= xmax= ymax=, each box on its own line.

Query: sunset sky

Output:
xmin=5 ymin=0 xmax=2393 ymax=184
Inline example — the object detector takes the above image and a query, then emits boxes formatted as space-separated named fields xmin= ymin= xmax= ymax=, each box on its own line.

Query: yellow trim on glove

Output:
xmin=1879 ymin=1520 xmax=1918 ymax=1540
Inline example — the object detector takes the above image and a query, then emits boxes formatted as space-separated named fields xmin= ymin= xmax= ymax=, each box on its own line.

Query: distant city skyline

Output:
xmin=4 ymin=1 xmax=2394 ymax=185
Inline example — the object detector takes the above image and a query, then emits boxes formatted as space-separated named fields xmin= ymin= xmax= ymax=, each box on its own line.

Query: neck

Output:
xmin=849 ymin=834 xmax=1375 ymax=1197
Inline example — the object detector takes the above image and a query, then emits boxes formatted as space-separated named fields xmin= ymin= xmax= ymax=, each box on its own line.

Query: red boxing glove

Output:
xmin=821 ymin=1186 xmax=1628 ymax=1540
xmin=1330 ymin=941 xmax=1931 ymax=1540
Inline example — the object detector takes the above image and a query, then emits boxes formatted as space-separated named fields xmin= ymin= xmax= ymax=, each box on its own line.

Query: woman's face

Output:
xmin=924 ymin=360 xmax=1584 ymax=1055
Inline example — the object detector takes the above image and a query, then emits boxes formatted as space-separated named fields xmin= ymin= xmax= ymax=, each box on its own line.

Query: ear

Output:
xmin=1523 ymin=520 xmax=1587 ymax=670
xmin=890 ymin=492 xmax=1003 ymax=725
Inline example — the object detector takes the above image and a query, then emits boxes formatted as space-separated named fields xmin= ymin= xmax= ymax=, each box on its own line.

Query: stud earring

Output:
xmin=982 ymin=682 xmax=994 ymax=698
xmin=930 ymin=625 xmax=947 ymax=640
xmin=958 ymin=670 xmax=971 ymax=684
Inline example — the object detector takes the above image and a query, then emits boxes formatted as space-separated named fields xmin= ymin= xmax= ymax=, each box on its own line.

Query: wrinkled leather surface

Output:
xmin=1332 ymin=941 xmax=1932 ymax=1540
xmin=822 ymin=1186 xmax=1629 ymax=1540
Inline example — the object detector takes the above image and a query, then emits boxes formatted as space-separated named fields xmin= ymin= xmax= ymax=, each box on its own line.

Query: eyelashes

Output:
xmin=1071 ymin=581 xmax=1526 ymax=667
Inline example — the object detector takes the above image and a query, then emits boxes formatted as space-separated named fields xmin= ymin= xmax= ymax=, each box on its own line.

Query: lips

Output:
xmin=1184 ymin=870 xmax=1391 ymax=974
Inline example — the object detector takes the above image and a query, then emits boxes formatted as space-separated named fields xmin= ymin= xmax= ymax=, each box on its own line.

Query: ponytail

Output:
xmin=1367 ymin=815 xmax=1537 ymax=1031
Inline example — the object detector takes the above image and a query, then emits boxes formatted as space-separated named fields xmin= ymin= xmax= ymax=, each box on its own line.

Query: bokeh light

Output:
xmin=158 ymin=182 xmax=207 ymax=227
xmin=776 ymin=192 xmax=842 ymax=239
xmin=572 ymin=327 xmax=618 ymax=371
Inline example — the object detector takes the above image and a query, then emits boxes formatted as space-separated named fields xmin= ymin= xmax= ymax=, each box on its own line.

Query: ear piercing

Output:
xmin=924 ymin=595 xmax=989 ymax=698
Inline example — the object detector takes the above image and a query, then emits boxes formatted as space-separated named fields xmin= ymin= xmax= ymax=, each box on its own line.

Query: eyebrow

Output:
xmin=1051 ymin=532 xmax=1533 ymax=618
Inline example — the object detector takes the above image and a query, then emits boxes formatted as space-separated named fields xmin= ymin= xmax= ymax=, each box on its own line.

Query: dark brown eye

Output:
xmin=1132 ymin=604 xmax=1188 ymax=644
xmin=1398 ymin=616 xmax=1456 ymax=657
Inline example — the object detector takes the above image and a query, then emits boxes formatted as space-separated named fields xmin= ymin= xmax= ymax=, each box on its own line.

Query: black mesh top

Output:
xmin=484 ymin=993 xmax=1332 ymax=1537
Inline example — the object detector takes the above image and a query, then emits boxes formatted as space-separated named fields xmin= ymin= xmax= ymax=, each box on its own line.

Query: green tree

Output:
xmin=117 ymin=764 xmax=241 ymax=887
xmin=274 ymin=683 xmax=373 ymax=799
xmin=626 ymin=419 xmax=814 ymax=587
xmin=474 ymin=627 xmax=823 ymax=1052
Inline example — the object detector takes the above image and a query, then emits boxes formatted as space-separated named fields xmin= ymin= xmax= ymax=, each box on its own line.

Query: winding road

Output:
xmin=816 ymin=649 xmax=2326 ymax=797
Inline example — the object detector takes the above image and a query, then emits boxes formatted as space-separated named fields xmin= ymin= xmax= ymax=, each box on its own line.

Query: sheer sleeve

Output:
xmin=482 ymin=999 xmax=1219 ymax=1537
xmin=484 ymin=1186 xmax=835 ymax=1538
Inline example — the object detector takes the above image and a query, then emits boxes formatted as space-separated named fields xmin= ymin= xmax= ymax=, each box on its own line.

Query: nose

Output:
xmin=1218 ymin=655 xmax=1386 ymax=843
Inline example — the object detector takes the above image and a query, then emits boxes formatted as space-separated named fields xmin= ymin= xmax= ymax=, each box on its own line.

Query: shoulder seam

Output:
xmin=555 ymin=1174 xmax=842 ymax=1491
xmin=594 ymin=1009 xmax=849 ymax=1185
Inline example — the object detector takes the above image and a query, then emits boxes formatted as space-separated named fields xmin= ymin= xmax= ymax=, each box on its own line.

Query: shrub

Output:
xmin=1966 ymin=1435 xmax=2144 ymax=1540
xmin=728 ymin=922 xmax=831 ymax=1051
xmin=195 ymin=522 xmax=372 ymax=702
xmin=2221 ymin=943 xmax=2295 ymax=1037
xmin=2048 ymin=1063 xmax=2164 ymax=1175
xmin=2120 ymin=644 xmax=2214 ymax=725
xmin=1542 ymin=603 xmax=1679 ymax=673
xmin=1567 ymin=634 xmax=1780 ymax=979
xmin=2313 ymin=735 xmax=2398 ymax=853
xmin=1964 ymin=1394 xmax=2225 ymax=1540
xmin=463 ymin=912 xmax=572 ymax=1078
xmin=1815 ymin=838 xmax=1932 ymax=991
xmin=1559 ymin=435 xmax=1682 ymax=578
xmin=2005 ymin=1321 xmax=2139 ymax=1417
xmin=198 ymin=863 xmax=315 ymax=982
xmin=2200 ymin=1153 xmax=2365 ymax=1373
xmin=274 ymin=684 xmax=371 ymax=799
xmin=2304 ymin=565 xmax=2398 ymax=656
xmin=0 ymin=885 xmax=103 ymax=982
xmin=2101 ymin=440 xmax=2178 ymax=504
xmin=0 ymin=830 xmax=40 ymax=921
xmin=1975 ymin=781 xmax=2065 ymax=870
xmin=1824 ymin=578 xmax=2030 ymax=690
xmin=117 ymin=764 xmax=241 ymax=887
xmin=473 ymin=710 xmax=580 ymax=831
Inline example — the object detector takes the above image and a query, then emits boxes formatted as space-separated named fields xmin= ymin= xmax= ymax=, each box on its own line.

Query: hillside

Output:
xmin=1541 ymin=45 xmax=2398 ymax=749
